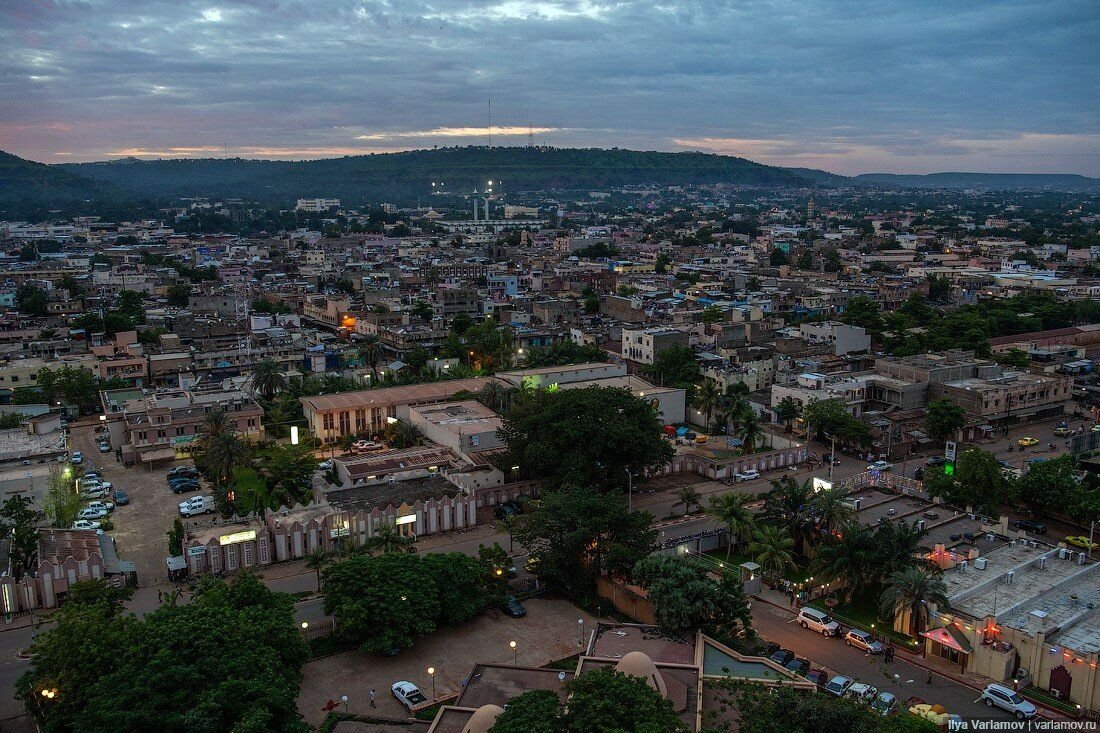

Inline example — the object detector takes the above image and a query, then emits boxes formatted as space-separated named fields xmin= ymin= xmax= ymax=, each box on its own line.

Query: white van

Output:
xmin=797 ymin=607 xmax=840 ymax=636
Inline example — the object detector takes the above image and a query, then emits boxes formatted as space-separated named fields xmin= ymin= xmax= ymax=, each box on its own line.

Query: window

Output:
xmin=10 ymin=376 xmax=17 ymax=383
xmin=322 ymin=414 xmax=334 ymax=431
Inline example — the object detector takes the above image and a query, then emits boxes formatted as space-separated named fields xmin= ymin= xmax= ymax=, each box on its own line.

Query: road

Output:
xmin=750 ymin=601 xmax=1015 ymax=722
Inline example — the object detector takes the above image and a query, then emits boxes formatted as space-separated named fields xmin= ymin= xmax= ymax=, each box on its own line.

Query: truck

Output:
xmin=178 ymin=495 xmax=216 ymax=517
xmin=391 ymin=681 xmax=428 ymax=712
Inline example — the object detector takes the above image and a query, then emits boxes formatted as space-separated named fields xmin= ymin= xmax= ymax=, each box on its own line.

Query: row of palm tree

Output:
xmin=193 ymin=409 xmax=248 ymax=486
xmin=693 ymin=382 xmax=766 ymax=453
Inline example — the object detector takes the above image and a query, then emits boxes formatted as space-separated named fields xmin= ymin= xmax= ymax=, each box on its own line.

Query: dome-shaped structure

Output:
xmin=461 ymin=704 xmax=504 ymax=733
xmin=614 ymin=651 xmax=668 ymax=698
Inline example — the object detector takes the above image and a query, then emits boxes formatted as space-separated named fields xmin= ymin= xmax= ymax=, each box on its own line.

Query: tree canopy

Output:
xmin=632 ymin=556 xmax=752 ymax=638
xmin=19 ymin=575 xmax=308 ymax=733
xmin=924 ymin=448 xmax=1012 ymax=516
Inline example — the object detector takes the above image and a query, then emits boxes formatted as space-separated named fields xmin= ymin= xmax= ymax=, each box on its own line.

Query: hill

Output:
xmin=855 ymin=172 xmax=1100 ymax=192
xmin=55 ymin=147 xmax=845 ymax=205
xmin=0 ymin=151 xmax=134 ymax=218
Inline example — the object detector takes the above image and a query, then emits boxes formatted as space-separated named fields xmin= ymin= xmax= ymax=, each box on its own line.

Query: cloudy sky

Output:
xmin=2 ymin=0 xmax=1098 ymax=174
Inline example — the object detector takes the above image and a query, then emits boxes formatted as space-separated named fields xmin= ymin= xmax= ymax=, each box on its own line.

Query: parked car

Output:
xmin=72 ymin=519 xmax=101 ymax=531
xmin=761 ymin=642 xmax=781 ymax=658
xmin=980 ymin=683 xmax=1037 ymax=720
xmin=493 ymin=501 xmax=522 ymax=519
xmin=844 ymin=629 xmax=884 ymax=654
xmin=824 ymin=675 xmax=853 ymax=696
xmin=1054 ymin=426 xmax=1072 ymax=437
xmin=524 ymin=555 xmax=541 ymax=574
xmin=81 ymin=487 xmax=108 ymax=500
xmin=98 ymin=441 xmax=111 ymax=453
xmin=167 ymin=467 xmax=200 ymax=479
xmin=169 ymin=480 xmax=201 ymax=494
xmin=1013 ymin=519 xmax=1047 ymax=534
xmin=1092 ymin=424 xmax=1100 ymax=433
xmin=1017 ymin=437 xmax=1039 ymax=447
xmin=845 ymin=683 xmax=879 ymax=704
xmin=909 ymin=702 xmax=963 ymax=728
xmin=734 ymin=469 xmax=761 ymax=482
xmin=71 ymin=451 xmax=83 ymax=465
xmin=925 ymin=456 xmax=946 ymax=467
xmin=866 ymin=460 xmax=893 ymax=472
xmin=1065 ymin=536 xmax=1098 ymax=550
xmin=318 ymin=459 xmax=333 ymax=470
xmin=78 ymin=507 xmax=108 ymax=521
xmin=870 ymin=691 xmax=897 ymax=716
xmin=768 ymin=648 xmax=795 ymax=666
xmin=784 ymin=657 xmax=810 ymax=676
xmin=179 ymin=495 xmax=215 ymax=517
xmin=85 ymin=500 xmax=114 ymax=514
xmin=805 ymin=669 xmax=829 ymax=688
xmin=797 ymin=607 xmax=840 ymax=636
xmin=114 ymin=489 xmax=130 ymax=506
xmin=391 ymin=681 xmax=427 ymax=711
xmin=913 ymin=468 xmax=924 ymax=481
xmin=502 ymin=596 xmax=527 ymax=618
xmin=822 ymin=455 xmax=841 ymax=465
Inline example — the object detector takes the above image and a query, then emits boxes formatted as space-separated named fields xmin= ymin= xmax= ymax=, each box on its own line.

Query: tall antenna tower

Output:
xmin=233 ymin=276 xmax=251 ymax=362
xmin=487 ymin=99 xmax=492 ymax=148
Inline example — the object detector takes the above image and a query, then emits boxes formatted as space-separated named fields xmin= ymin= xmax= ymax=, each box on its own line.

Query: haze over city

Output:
xmin=2 ymin=0 xmax=1098 ymax=174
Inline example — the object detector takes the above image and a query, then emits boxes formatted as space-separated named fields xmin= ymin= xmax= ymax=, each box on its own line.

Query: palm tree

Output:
xmin=365 ymin=521 xmax=414 ymax=555
xmin=718 ymin=391 xmax=751 ymax=437
xmin=774 ymin=396 xmax=801 ymax=433
xmin=478 ymin=381 xmax=516 ymax=413
xmin=811 ymin=488 xmax=856 ymax=536
xmin=251 ymin=359 xmax=286 ymax=400
xmin=876 ymin=521 xmax=934 ymax=582
xmin=748 ymin=525 xmax=797 ymax=580
xmin=761 ymin=476 xmax=816 ymax=555
xmin=879 ymin=567 xmax=949 ymax=637
xmin=385 ymin=419 xmax=425 ymax=449
xmin=305 ymin=549 xmax=331 ymax=590
xmin=358 ymin=335 xmax=382 ymax=382
xmin=202 ymin=431 xmax=248 ymax=487
xmin=674 ymin=486 xmax=702 ymax=516
xmin=707 ymin=492 xmax=757 ymax=560
xmin=695 ymin=381 xmax=721 ymax=431
xmin=739 ymin=413 xmax=765 ymax=454
xmin=811 ymin=524 xmax=877 ymax=603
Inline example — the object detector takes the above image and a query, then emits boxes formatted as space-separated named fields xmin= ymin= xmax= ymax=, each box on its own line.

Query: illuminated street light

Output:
xmin=427 ymin=666 xmax=436 ymax=698
xmin=510 ymin=640 xmax=517 ymax=665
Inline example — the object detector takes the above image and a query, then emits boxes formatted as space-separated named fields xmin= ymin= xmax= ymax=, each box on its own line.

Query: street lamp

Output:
xmin=340 ymin=695 xmax=348 ymax=713
xmin=301 ymin=621 xmax=309 ymax=630
xmin=427 ymin=666 xmax=436 ymax=699
xmin=509 ymin=640 xmax=517 ymax=665
xmin=577 ymin=618 xmax=585 ymax=647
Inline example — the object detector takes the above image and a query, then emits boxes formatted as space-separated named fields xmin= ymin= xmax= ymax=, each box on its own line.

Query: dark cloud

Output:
xmin=0 ymin=0 xmax=1097 ymax=173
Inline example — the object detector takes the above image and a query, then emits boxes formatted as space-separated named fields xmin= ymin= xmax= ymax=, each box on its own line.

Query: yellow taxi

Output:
xmin=1017 ymin=437 xmax=1039 ymax=447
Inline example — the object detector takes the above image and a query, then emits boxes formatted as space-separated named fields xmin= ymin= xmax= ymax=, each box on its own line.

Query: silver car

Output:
xmin=844 ymin=629 xmax=884 ymax=654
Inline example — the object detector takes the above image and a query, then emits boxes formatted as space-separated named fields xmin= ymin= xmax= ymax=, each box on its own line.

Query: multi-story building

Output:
xmin=0 ymin=354 xmax=98 ymax=393
xmin=931 ymin=371 xmax=1072 ymax=425
xmin=621 ymin=327 xmax=690 ymax=365
xmin=798 ymin=321 xmax=871 ymax=356
xmin=295 ymin=198 xmax=340 ymax=212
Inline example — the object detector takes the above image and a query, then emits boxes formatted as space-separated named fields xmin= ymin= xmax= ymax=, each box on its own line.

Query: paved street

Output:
xmin=750 ymin=599 xmax=1016 ymax=722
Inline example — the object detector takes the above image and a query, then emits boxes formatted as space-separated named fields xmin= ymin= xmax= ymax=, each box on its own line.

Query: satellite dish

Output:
xmin=558 ymin=671 xmax=566 ymax=681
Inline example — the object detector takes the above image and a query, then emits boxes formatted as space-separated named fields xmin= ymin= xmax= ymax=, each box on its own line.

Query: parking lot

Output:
xmin=69 ymin=422 xmax=204 ymax=586
xmin=296 ymin=597 xmax=597 ymax=727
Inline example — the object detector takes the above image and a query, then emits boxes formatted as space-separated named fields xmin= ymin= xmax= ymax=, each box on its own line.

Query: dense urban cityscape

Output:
xmin=2 ymin=1 xmax=1099 ymax=732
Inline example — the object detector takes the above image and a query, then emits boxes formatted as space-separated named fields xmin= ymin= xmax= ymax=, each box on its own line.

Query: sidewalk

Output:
xmin=752 ymin=587 xmax=1072 ymax=721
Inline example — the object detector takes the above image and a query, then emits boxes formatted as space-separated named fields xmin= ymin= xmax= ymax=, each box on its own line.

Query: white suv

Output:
xmin=980 ymin=684 xmax=1037 ymax=720
xmin=735 ymin=469 xmax=761 ymax=482
xmin=797 ymin=607 xmax=840 ymax=636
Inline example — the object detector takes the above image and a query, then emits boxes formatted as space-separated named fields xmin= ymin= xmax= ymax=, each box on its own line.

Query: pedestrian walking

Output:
xmin=369 ymin=689 xmax=376 ymax=708
xmin=926 ymin=670 xmax=933 ymax=685
xmin=885 ymin=645 xmax=894 ymax=663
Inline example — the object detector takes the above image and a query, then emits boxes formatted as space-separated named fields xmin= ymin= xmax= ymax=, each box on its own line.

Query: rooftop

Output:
xmin=300 ymin=378 xmax=496 ymax=413
xmin=326 ymin=473 xmax=459 ymax=513
xmin=410 ymin=401 xmax=501 ymax=435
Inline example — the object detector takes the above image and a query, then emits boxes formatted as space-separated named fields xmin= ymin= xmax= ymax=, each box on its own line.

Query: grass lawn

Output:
xmin=808 ymin=590 xmax=915 ymax=646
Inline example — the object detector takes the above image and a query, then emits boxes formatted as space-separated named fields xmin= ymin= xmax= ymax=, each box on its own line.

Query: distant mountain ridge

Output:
xmin=0 ymin=150 xmax=130 ymax=218
xmin=52 ymin=147 xmax=844 ymax=205
xmin=855 ymin=172 xmax=1100 ymax=192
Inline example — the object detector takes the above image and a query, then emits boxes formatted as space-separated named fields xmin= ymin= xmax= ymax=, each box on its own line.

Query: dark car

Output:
xmin=114 ymin=489 xmax=130 ymax=506
xmin=925 ymin=456 xmax=946 ymax=467
xmin=167 ymin=467 xmax=200 ymax=479
xmin=913 ymin=468 xmax=925 ymax=481
xmin=823 ymin=455 xmax=841 ymax=465
xmin=762 ymin=642 xmax=781 ymax=658
xmin=169 ymin=481 xmax=200 ymax=494
xmin=785 ymin=657 xmax=810 ymax=676
xmin=769 ymin=648 xmax=795 ymax=666
xmin=805 ymin=669 xmax=829 ymax=688
xmin=493 ymin=501 xmax=522 ymax=520
xmin=1013 ymin=519 xmax=1047 ymax=534
xmin=502 ymin=596 xmax=527 ymax=618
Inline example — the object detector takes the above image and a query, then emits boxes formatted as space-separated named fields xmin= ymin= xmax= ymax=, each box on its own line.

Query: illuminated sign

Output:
xmin=812 ymin=477 xmax=833 ymax=493
xmin=218 ymin=529 xmax=257 ymax=546
xmin=186 ymin=546 xmax=207 ymax=556
xmin=395 ymin=514 xmax=417 ymax=526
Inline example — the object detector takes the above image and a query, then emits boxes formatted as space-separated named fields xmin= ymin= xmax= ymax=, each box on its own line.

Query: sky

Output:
xmin=1 ymin=0 xmax=1098 ymax=175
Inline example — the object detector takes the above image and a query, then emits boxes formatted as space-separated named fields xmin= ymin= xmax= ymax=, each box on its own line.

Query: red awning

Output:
xmin=921 ymin=626 xmax=973 ymax=654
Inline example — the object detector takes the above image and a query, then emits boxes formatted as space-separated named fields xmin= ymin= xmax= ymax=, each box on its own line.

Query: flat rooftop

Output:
xmin=589 ymin=623 xmax=695 ymax=665
xmin=338 ymin=446 xmax=458 ymax=481
xmin=326 ymin=474 xmax=459 ymax=513
xmin=1001 ymin=563 xmax=1100 ymax=654
xmin=947 ymin=541 xmax=1086 ymax=619
xmin=300 ymin=378 xmax=496 ymax=413
xmin=453 ymin=663 xmax=569 ymax=709
xmin=410 ymin=401 xmax=501 ymax=435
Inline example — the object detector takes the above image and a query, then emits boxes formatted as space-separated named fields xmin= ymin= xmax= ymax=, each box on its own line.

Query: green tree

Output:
xmin=707 ymin=491 xmax=756 ymax=559
xmin=642 ymin=345 xmax=699 ymax=395
xmin=695 ymin=380 xmax=721 ymax=430
xmin=18 ymin=574 xmax=307 ymax=733
xmin=748 ymin=525 xmax=797 ymax=579
xmin=811 ymin=523 xmax=878 ymax=604
xmin=499 ymin=386 xmax=673 ymax=491
xmin=488 ymin=690 xmax=559 ymax=733
xmin=255 ymin=443 xmax=316 ymax=507
xmin=924 ymin=448 xmax=1010 ymax=515
xmin=42 ymin=465 xmax=82 ymax=530
xmin=562 ymin=667 xmax=688 ymax=733
xmin=824 ymin=248 xmax=842 ymax=272
xmin=674 ymin=485 xmax=702 ymax=516
xmin=15 ymin=284 xmax=48 ymax=317
xmin=770 ymin=248 xmax=789 ymax=266
xmin=924 ymin=400 xmax=966 ymax=445
xmin=421 ymin=552 xmax=488 ymax=625
xmin=383 ymin=418 xmax=425 ymax=449
xmin=798 ymin=250 xmax=814 ymax=269
xmin=701 ymin=305 xmax=723 ymax=323
xmin=839 ymin=295 xmax=884 ymax=334
xmin=994 ymin=348 xmax=1030 ymax=368
xmin=632 ymin=556 xmax=752 ymax=637
xmin=194 ymin=409 xmax=248 ymax=486
xmin=511 ymin=487 xmax=656 ymax=599
xmin=410 ymin=300 xmax=434 ymax=322
xmin=165 ymin=285 xmax=190 ymax=307
xmin=523 ymin=341 xmax=608 ymax=368
xmin=774 ymin=396 xmax=801 ymax=432
xmin=880 ymin=567 xmax=950 ymax=637
xmin=739 ymin=413 xmax=765 ymax=454
xmin=0 ymin=495 xmax=38 ymax=579
xmin=251 ymin=359 xmax=287 ymax=401
xmin=323 ymin=553 xmax=440 ymax=654
xmin=1016 ymin=455 xmax=1080 ymax=514
xmin=363 ymin=521 xmax=415 ymax=555
xmin=166 ymin=517 xmax=185 ymax=556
